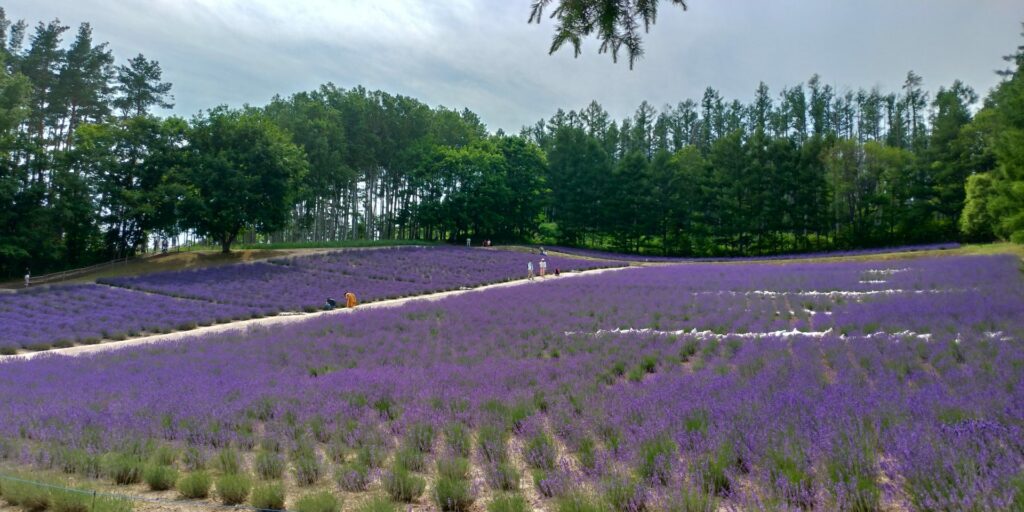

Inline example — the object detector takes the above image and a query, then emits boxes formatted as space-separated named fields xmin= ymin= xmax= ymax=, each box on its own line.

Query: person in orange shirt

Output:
xmin=345 ymin=292 xmax=358 ymax=308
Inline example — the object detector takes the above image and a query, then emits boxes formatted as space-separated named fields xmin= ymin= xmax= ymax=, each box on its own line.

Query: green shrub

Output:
xmin=295 ymin=491 xmax=341 ymax=512
xmin=478 ymin=425 xmax=508 ymax=463
xmin=326 ymin=433 xmax=347 ymax=463
xmin=662 ymin=487 xmax=717 ymax=512
xmin=511 ymin=400 xmax=536 ymax=427
xmin=394 ymin=445 xmax=426 ymax=472
xmin=444 ymin=423 xmax=471 ymax=458
xmin=679 ymin=339 xmax=700 ymax=362
xmin=1011 ymin=472 xmax=1024 ymax=512
xmin=177 ymin=471 xmax=212 ymax=499
xmin=51 ymin=488 xmax=131 ymax=512
xmin=251 ymin=482 xmax=286 ymax=512
xmin=373 ymin=397 xmax=399 ymax=421
xmin=104 ymin=452 xmax=144 ymax=485
xmin=336 ymin=461 xmax=370 ymax=492
xmin=524 ymin=432 xmax=557 ymax=470
xmin=182 ymin=447 xmax=205 ymax=470
xmin=936 ymin=407 xmax=973 ymax=426
xmin=824 ymin=430 xmax=880 ymax=512
xmin=577 ymin=437 xmax=597 ymax=470
xmin=437 ymin=457 xmax=471 ymax=481
xmin=696 ymin=444 xmax=733 ymax=496
xmin=408 ymin=423 xmax=435 ymax=453
xmin=356 ymin=444 xmax=387 ymax=469
xmin=556 ymin=492 xmax=609 ymax=512
xmin=143 ymin=464 xmax=179 ymax=491
xmin=255 ymin=450 xmax=285 ymax=480
xmin=292 ymin=452 xmax=323 ymax=486
xmin=383 ymin=465 xmax=425 ymax=502
xmin=355 ymin=495 xmax=397 ymax=512
xmin=214 ymin=448 xmax=242 ymax=475
xmin=0 ymin=475 xmax=51 ymax=511
xmin=640 ymin=354 xmax=658 ymax=373
xmin=308 ymin=415 xmax=330 ymax=443
xmin=216 ymin=473 xmax=251 ymax=505
xmin=57 ymin=448 xmax=102 ymax=478
xmin=150 ymin=445 xmax=178 ymax=466
xmin=434 ymin=475 xmax=474 ymax=512
xmin=611 ymin=361 xmax=627 ymax=376
xmin=637 ymin=435 xmax=677 ymax=485
xmin=485 ymin=461 xmax=520 ymax=491
xmin=603 ymin=474 xmax=644 ymax=512
xmin=767 ymin=446 xmax=813 ymax=508
xmin=598 ymin=425 xmax=621 ymax=454
xmin=488 ymin=493 xmax=529 ymax=512
xmin=258 ymin=436 xmax=281 ymax=454
xmin=701 ymin=339 xmax=720 ymax=358
xmin=683 ymin=409 xmax=709 ymax=434
xmin=626 ymin=366 xmax=645 ymax=382
xmin=49 ymin=488 xmax=89 ymax=512
xmin=723 ymin=339 xmax=742 ymax=358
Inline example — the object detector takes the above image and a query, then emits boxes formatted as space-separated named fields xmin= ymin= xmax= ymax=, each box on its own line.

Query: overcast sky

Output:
xmin=6 ymin=1 xmax=1024 ymax=132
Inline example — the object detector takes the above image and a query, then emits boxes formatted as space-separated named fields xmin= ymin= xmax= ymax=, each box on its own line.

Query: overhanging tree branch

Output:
xmin=529 ymin=0 xmax=688 ymax=68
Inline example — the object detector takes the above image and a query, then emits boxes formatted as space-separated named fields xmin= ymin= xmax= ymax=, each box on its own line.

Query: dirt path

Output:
xmin=2 ymin=266 xmax=634 ymax=362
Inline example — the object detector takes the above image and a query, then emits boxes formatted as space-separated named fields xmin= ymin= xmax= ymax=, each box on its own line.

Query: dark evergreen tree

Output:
xmin=113 ymin=53 xmax=173 ymax=118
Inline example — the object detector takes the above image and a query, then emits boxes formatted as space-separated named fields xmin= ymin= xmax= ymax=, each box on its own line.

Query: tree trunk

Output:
xmin=221 ymin=232 xmax=236 ymax=253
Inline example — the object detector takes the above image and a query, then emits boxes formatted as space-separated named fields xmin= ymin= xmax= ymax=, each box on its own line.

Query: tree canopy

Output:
xmin=1 ymin=8 xmax=1022 ymax=276
xmin=181 ymin=107 xmax=307 ymax=253
xmin=959 ymin=23 xmax=1024 ymax=242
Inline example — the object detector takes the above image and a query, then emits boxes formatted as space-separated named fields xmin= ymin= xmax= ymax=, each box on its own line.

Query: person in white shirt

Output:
xmin=527 ymin=261 xmax=534 ymax=280
xmin=539 ymin=258 xmax=547 ymax=277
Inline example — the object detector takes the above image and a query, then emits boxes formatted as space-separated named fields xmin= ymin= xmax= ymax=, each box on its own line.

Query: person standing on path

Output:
xmin=24 ymin=269 xmax=30 ymax=288
xmin=527 ymin=261 xmax=535 ymax=280
xmin=539 ymin=258 xmax=547 ymax=277
xmin=345 ymin=292 xmax=358 ymax=308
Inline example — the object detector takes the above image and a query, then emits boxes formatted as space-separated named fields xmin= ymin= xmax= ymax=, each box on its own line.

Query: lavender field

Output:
xmin=100 ymin=247 xmax=616 ymax=314
xmin=0 ymin=285 xmax=262 ymax=354
xmin=0 ymin=253 xmax=1021 ymax=511
xmin=546 ymin=242 xmax=961 ymax=263
xmin=0 ymin=247 xmax=613 ymax=352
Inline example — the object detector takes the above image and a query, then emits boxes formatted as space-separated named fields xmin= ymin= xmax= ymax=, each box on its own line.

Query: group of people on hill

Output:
xmin=527 ymin=247 xmax=559 ymax=280
xmin=321 ymin=246 xmax=554 ymax=310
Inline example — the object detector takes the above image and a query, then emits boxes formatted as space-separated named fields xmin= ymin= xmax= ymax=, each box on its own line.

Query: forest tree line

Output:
xmin=1 ymin=10 xmax=1022 ymax=276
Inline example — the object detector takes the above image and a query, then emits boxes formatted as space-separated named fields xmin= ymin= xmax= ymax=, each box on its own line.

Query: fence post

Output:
xmin=91 ymin=489 xmax=96 ymax=511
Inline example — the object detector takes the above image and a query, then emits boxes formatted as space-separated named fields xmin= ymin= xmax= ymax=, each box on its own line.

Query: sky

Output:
xmin=6 ymin=0 xmax=1024 ymax=133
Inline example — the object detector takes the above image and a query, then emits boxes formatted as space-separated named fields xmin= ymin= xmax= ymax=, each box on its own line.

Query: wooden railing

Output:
xmin=27 ymin=256 xmax=131 ymax=286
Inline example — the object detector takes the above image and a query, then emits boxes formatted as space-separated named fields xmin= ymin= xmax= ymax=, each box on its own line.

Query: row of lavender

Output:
xmin=98 ymin=247 xmax=613 ymax=313
xmin=0 ymin=255 xmax=1020 ymax=510
xmin=0 ymin=285 xmax=262 ymax=353
xmin=546 ymin=242 xmax=961 ymax=263
xmin=0 ymin=247 xmax=616 ymax=352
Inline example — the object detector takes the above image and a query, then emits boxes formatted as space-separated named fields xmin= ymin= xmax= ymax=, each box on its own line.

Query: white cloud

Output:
xmin=5 ymin=0 xmax=1023 ymax=131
